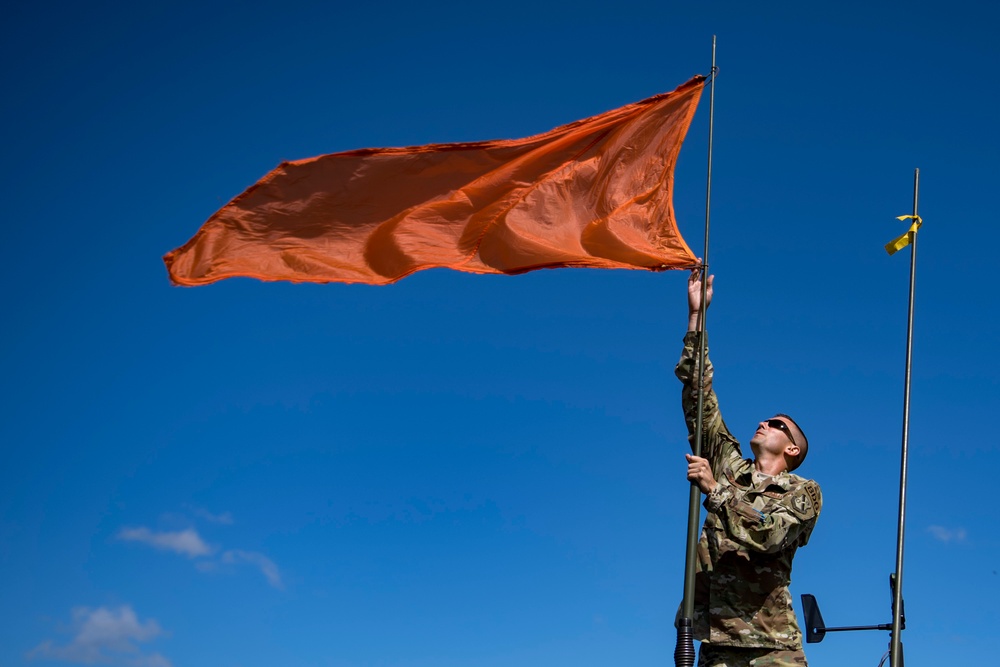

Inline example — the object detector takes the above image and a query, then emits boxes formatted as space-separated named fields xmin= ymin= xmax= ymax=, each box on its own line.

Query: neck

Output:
xmin=754 ymin=455 xmax=788 ymax=477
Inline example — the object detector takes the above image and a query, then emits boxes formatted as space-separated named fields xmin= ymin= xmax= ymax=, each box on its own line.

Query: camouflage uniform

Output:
xmin=698 ymin=644 xmax=808 ymax=667
xmin=676 ymin=332 xmax=821 ymax=660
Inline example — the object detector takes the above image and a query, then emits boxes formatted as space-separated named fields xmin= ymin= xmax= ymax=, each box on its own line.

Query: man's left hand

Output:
xmin=686 ymin=453 xmax=718 ymax=494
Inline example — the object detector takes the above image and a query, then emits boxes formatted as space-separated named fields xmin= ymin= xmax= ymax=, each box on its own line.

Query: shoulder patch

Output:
xmin=804 ymin=481 xmax=822 ymax=514
xmin=792 ymin=493 xmax=809 ymax=513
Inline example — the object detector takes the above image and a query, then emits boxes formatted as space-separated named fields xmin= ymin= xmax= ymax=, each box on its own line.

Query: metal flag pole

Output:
xmin=890 ymin=168 xmax=919 ymax=666
xmin=675 ymin=35 xmax=717 ymax=667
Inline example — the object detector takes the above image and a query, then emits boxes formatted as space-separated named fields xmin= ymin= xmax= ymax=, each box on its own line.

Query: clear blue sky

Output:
xmin=3 ymin=2 xmax=998 ymax=666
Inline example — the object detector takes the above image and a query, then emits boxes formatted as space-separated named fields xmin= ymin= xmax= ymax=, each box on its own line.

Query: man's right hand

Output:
xmin=686 ymin=453 xmax=718 ymax=494
xmin=687 ymin=262 xmax=714 ymax=332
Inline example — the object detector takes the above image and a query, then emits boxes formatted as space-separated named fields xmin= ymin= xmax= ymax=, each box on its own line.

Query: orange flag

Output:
xmin=164 ymin=76 xmax=704 ymax=286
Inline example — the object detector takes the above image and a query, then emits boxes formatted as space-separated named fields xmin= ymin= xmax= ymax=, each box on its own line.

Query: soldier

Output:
xmin=678 ymin=267 xmax=822 ymax=667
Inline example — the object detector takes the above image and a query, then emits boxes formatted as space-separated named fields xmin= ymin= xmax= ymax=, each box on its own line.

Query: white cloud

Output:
xmin=222 ymin=550 xmax=284 ymax=590
xmin=118 ymin=527 xmax=213 ymax=558
xmin=188 ymin=506 xmax=234 ymax=525
xmin=29 ymin=605 xmax=171 ymax=666
xmin=117 ymin=521 xmax=285 ymax=591
xmin=927 ymin=525 xmax=967 ymax=543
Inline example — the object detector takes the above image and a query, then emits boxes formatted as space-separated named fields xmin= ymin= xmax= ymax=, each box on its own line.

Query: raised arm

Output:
xmin=675 ymin=266 xmax=741 ymax=470
xmin=687 ymin=264 xmax=713 ymax=332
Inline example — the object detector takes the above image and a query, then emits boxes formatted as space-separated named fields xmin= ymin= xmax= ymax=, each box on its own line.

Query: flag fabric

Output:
xmin=885 ymin=215 xmax=923 ymax=255
xmin=164 ymin=76 xmax=705 ymax=286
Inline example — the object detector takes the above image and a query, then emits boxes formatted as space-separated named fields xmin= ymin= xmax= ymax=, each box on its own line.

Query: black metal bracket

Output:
xmin=801 ymin=574 xmax=905 ymax=644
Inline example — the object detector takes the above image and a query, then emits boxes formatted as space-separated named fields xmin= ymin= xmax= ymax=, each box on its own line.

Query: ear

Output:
xmin=784 ymin=443 xmax=801 ymax=459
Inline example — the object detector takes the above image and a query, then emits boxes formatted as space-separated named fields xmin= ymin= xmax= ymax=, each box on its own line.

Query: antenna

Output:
xmin=674 ymin=36 xmax=717 ymax=667
xmin=802 ymin=172 xmax=920 ymax=666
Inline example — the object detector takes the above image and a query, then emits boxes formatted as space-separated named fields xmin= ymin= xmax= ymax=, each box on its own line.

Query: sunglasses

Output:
xmin=766 ymin=419 xmax=798 ymax=447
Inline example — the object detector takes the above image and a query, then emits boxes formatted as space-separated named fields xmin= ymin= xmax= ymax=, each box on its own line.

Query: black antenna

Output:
xmin=889 ymin=169 xmax=919 ymax=667
xmin=800 ymin=173 xmax=920 ymax=666
xmin=674 ymin=35 xmax=717 ymax=667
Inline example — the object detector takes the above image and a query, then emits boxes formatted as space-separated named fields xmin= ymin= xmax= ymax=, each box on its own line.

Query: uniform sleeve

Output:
xmin=709 ymin=480 xmax=823 ymax=554
xmin=675 ymin=331 xmax=742 ymax=474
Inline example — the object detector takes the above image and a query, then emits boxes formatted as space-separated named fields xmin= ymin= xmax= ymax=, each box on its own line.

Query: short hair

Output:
xmin=776 ymin=413 xmax=809 ymax=471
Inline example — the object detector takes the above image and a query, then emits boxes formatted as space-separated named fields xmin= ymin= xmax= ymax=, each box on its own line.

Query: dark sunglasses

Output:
xmin=766 ymin=419 xmax=797 ymax=447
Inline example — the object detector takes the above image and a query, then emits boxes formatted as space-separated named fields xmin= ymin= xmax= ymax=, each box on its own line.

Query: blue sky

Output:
xmin=2 ymin=2 xmax=998 ymax=665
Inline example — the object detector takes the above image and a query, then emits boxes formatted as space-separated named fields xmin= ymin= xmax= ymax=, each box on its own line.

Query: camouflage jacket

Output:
xmin=675 ymin=332 xmax=822 ymax=650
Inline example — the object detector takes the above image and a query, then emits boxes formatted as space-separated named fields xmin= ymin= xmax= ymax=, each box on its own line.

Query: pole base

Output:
xmin=674 ymin=617 xmax=696 ymax=667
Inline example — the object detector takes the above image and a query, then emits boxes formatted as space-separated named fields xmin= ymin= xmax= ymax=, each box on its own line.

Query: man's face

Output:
xmin=749 ymin=416 xmax=800 ymax=460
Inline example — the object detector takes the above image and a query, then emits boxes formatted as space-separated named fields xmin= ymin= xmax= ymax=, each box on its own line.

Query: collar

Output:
xmin=732 ymin=462 xmax=796 ymax=494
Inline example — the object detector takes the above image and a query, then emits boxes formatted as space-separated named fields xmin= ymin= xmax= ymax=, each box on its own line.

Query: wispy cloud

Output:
xmin=118 ymin=527 xmax=213 ymax=557
xmin=222 ymin=550 xmax=284 ymax=590
xmin=187 ymin=506 xmax=234 ymax=525
xmin=117 ymin=521 xmax=285 ymax=590
xmin=927 ymin=525 xmax=967 ymax=543
xmin=28 ymin=605 xmax=171 ymax=666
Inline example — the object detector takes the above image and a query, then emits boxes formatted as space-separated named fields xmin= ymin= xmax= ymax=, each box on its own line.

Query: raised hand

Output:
xmin=687 ymin=261 xmax=714 ymax=331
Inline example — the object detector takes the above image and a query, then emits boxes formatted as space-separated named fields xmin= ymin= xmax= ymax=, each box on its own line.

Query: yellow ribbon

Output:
xmin=885 ymin=215 xmax=923 ymax=255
